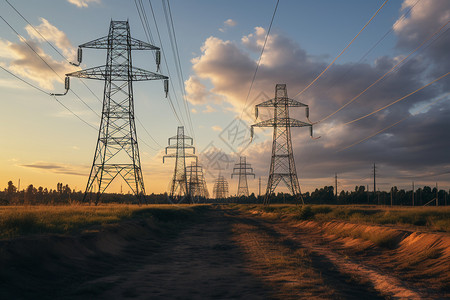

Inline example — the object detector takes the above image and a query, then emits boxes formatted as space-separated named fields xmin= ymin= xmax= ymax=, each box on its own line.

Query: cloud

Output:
xmin=211 ymin=125 xmax=222 ymax=132
xmin=202 ymin=105 xmax=216 ymax=113
xmin=191 ymin=108 xmax=198 ymax=114
xmin=67 ymin=0 xmax=100 ymax=8
xmin=219 ymin=19 xmax=237 ymax=32
xmin=189 ymin=1 xmax=450 ymax=191
xmin=21 ymin=161 xmax=88 ymax=176
xmin=184 ymin=75 xmax=224 ymax=105
xmin=0 ymin=19 xmax=77 ymax=90
xmin=394 ymin=0 xmax=450 ymax=78
xmin=25 ymin=18 xmax=76 ymax=60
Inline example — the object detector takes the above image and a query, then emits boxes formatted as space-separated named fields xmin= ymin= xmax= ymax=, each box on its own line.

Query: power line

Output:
xmin=134 ymin=0 xmax=189 ymax=147
xmin=7 ymin=0 xmax=104 ymax=105
xmin=0 ymin=50 xmax=99 ymax=133
xmin=162 ymin=0 xmax=195 ymax=139
xmin=241 ymin=0 xmax=279 ymax=118
xmin=166 ymin=0 xmax=195 ymax=138
xmin=0 ymin=14 xmax=101 ymax=118
xmin=0 ymin=65 xmax=49 ymax=95
xmin=1 ymin=64 xmax=98 ymax=130
xmin=337 ymin=92 xmax=449 ymax=152
xmin=293 ymin=0 xmax=389 ymax=99
xmin=238 ymin=0 xmax=279 ymax=143
xmin=323 ymin=0 xmax=422 ymax=94
xmin=51 ymin=95 xmax=97 ymax=130
xmin=146 ymin=0 xmax=187 ymax=127
xmin=318 ymin=20 xmax=449 ymax=124
xmin=6 ymin=0 xmax=99 ymax=105
xmin=344 ymin=72 xmax=449 ymax=125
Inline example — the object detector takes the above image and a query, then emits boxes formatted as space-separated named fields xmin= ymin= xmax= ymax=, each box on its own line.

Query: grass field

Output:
xmin=236 ymin=204 xmax=450 ymax=232
xmin=0 ymin=204 xmax=208 ymax=239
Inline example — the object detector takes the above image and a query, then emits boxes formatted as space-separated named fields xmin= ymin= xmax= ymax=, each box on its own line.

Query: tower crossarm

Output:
xmin=256 ymin=97 xmax=308 ymax=108
xmin=79 ymin=36 xmax=160 ymax=51
xmin=164 ymin=144 xmax=195 ymax=154
xmin=168 ymin=135 xmax=193 ymax=144
xmin=66 ymin=65 xmax=168 ymax=81
xmin=163 ymin=153 xmax=197 ymax=163
xmin=251 ymin=118 xmax=312 ymax=140
xmin=231 ymin=170 xmax=255 ymax=178
xmin=252 ymin=118 xmax=311 ymax=128
xmin=255 ymin=98 xmax=309 ymax=119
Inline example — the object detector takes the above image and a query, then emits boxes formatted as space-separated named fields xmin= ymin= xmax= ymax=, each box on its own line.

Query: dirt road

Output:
xmin=1 ymin=206 xmax=447 ymax=299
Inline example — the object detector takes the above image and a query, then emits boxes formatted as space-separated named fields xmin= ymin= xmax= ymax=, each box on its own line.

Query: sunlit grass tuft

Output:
xmin=238 ymin=204 xmax=450 ymax=232
xmin=0 ymin=204 xmax=208 ymax=239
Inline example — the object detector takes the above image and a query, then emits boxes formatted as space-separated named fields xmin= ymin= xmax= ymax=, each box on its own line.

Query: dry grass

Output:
xmin=0 ymin=204 xmax=208 ymax=239
xmin=236 ymin=204 xmax=450 ymax=232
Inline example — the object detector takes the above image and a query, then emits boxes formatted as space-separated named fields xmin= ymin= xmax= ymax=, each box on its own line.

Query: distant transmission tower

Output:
xmin=231 ymin=157 xmax=255 ymax=197
xmin=213 ymin=174 xmax=229 ymax=199
xmin=163 ymin=126 xmax=196 ymax=202
xmin=186 ymin=162 xmax=209 ymax=201
xmin=61 ymin=20 xmax=168 ymax=204
xmin=251 ymin=84 xmax=315 ymax=205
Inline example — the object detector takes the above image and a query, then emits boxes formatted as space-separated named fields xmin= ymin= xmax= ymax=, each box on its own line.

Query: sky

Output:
xmin=0 ymin=0 xmax=449 ymax=196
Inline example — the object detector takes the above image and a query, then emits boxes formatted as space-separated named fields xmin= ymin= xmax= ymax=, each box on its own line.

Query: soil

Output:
xmin=0 ymin=206 xmax=448 ymax=299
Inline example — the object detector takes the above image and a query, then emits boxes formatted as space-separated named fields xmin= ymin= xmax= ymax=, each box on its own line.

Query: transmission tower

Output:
xmin=251 ymin=84 xmax=315 ymax=205
xmin=231 ymin=157 xmax=255 ymax=197
xmin=61 ymin=20 xmax=168 ymax=205
xmin=163 ymin=126 xmax=196 ymax=202
xmin=213 ymin=174 xmax=229 ymax=199
xmin=186 ymin=162 xmax=209 ymax=201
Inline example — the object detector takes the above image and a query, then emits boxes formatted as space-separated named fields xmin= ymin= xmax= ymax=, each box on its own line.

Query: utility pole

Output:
xmin=412 ymin=181 xmax=415 ymax=206
xmin=163 ymin=126 xmax=196 ymax=203
xmin=335 ymin=173 xmax=338 ymax=199
xmin=367 ymin=184 xmax=369 ymax=204
xmin=59 ymin=20 xmax=168 ymax=205
xmin=259 ymin=177 xmax=261 ymax=197
xmin=436 ymin=182 xmax=438 ymax=206
xmin=18 ymin=179 xmax=20 ymax=192
xmin=251 ymin=84 xmax=315 ymax=205
xmin=390 ymin=187 xmax=393 ymax=207
xmin=231 ymin=157 xmax=255 ymax=197
xmin=373 ymin=163 xmax=377 ymax=205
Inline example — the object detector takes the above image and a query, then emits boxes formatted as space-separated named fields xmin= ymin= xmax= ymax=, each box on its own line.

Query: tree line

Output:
xmin=1 ymin=181 xmax=449 ymax=206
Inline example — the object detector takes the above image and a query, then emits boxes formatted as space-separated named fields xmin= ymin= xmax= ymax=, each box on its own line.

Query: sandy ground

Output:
xmin=0 ymin=206 xmax=448 ymax=299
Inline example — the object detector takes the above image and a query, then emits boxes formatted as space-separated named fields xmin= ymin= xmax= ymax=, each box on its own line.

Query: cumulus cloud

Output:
xmin=67 ymin=0 xmax=100 ymax=8
xmin=0 ymin=19 xmax=77 ymax=90
xmin=184 ymin=75 xmax=224 ymax=105
xmin=25 ymin=18 xmax=76 ymax=60
xmin=191 ymin=0 xmax=450 ymax=190
xmin=219 ymin=18 xmax=237 ymax=32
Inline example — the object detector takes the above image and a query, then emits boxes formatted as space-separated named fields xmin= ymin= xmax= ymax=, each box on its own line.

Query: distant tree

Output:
xmin=25 ymin=184 xmax=36 ymax=203
xmin=7 ymin=181 xmax=16 ymax=195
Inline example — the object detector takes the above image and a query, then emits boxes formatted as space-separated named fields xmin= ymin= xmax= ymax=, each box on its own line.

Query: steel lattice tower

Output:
xmin=65 ymin=20 xmax=168 ymax=205
xmin=231 ymin=157 xmax=255 ymax=197
xmin=163 ymin=126 xmax=196 ymax=202
xmin=251 ymin=84 xmax=313 ymax=205
xmin=213 ymin=174 xmax=229 ymax=199
xmin=186 ymin=162 xmax=209 ymax=200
